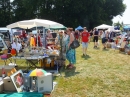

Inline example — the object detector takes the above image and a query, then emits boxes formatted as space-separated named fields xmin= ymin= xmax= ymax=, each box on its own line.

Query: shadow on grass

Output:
xmin=81 ymin=55 xmax=91 ymax=60
xmin=64 ymin=67 xmax=80 ymax=77
xmin=102 ymin=49 xmax=109 ymax=51
xmin=94 ymin=47 xmax=100 ymax=50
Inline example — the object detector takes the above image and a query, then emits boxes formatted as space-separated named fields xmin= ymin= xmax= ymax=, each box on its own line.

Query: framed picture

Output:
xmin=10 ymin=70 xmax=24 ymax=92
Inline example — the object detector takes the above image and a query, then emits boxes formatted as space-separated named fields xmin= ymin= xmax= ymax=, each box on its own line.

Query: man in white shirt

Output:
xmin=11 ymin=39 xmax=22 ymax=52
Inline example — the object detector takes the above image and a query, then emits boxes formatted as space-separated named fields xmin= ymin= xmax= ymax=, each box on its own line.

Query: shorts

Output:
xmin=82 ymin=42 xmax=88 ymax=48
xmin=93 ymin=36 xmax=98 ymax=42
xmin=102 ymin=37 xmax=108 ymax=43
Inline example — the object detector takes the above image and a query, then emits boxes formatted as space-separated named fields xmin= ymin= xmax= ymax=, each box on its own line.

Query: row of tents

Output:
xmin=6 ymin=18 xmax=130 ymax=32
xmin=75 ymin=24 xmax=114 ymax=31
xmin=76 ymin=24 xmax=130 ymax=31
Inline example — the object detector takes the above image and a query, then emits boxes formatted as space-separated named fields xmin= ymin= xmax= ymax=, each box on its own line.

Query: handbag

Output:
xmin=70 ymin=40 xmax=80 ymax=49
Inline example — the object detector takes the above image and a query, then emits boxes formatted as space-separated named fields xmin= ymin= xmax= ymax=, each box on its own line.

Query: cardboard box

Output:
xmin=0 ymin=81 xmax=4 ymax=93
xmin=3 ymin=76 xmax=16 ymax=92
xmin=0 ymin=66 xmax=15 ymax=76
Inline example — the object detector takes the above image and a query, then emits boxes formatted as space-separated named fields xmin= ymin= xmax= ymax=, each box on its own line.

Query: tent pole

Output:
xmin=42 ymin=27 xmax=46 ymax=47
xmin=36 ymin=26 xmax=38 ymax=47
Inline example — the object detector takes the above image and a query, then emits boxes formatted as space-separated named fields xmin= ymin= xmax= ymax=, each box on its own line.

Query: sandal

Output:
xmin=66 ymin=64 xmax=71 ymax=68
xmin=68 ymin=65 xmax=74 ymax=69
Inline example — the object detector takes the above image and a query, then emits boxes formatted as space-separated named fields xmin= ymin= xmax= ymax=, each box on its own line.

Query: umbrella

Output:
xmin=27 ymin=68 xmax=47 ymax=77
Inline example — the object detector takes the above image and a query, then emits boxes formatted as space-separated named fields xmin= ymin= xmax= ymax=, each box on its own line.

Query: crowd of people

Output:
xmin=8 ymin=27 xmax=129 ymax=69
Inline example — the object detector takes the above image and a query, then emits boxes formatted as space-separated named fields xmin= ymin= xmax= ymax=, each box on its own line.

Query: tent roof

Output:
xmin=76 ymin=26 xmax=83 ymax=30
xmin=7 ymin=19 xmax=65 ymax=29
xmin=96 ymin=24 xmax=112 ymax=29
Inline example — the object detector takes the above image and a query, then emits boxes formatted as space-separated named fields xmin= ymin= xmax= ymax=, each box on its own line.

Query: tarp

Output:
xmin=96 ymin=24 xmax=112 ymax=29
xmin=6 ymin=19 xmax=65 ymax=29
xmin=76 ymin=26 xmax=83 ymax=30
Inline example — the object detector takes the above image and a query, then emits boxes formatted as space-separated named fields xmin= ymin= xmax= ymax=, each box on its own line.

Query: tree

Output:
xmin=0 ymin=0 xmax=12 ymax=27
xmin=0 ymin=0 xmax=126 ymax=29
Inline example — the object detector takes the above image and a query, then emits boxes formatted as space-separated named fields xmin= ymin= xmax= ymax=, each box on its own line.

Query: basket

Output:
xmin=106 ymin=43 xmax=111 ymax=48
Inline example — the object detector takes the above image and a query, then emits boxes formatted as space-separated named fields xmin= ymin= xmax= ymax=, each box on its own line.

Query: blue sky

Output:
xmin=112 ymin=0 xmax=130 ymax=24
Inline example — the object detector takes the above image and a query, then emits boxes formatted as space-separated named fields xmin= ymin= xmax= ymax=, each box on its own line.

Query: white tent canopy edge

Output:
xmin=6 ymin=19 xmax=65 ymax=29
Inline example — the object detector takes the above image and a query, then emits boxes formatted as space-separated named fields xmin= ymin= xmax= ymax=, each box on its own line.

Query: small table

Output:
xmin=11 ymin=56 xmax=46 ymax=70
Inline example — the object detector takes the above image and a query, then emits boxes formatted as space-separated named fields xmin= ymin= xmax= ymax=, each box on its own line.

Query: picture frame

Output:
xmin=10 ymin=70 xmax=24 ymax=92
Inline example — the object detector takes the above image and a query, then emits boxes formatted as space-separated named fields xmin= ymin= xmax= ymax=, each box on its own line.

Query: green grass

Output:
xmin=51 ymin=41 xmax=130 ymax=97
xmin=1 ymin=41 xmax=130 ymax=97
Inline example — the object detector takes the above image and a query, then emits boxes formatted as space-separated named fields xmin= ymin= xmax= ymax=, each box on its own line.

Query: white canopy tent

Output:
xmin=96 ymin=24 xmax=113 ymax=30
xmin=7 ymin=19 xmax=65 ymax=47
xmin=6 ymin=19 xmax=65 ymax=29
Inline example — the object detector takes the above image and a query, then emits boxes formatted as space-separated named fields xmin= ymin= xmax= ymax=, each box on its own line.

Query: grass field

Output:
xmin=51 ymin=41 xmax=130 ymax=97
xmin=0 ymin=41 xmax=130 ymax=97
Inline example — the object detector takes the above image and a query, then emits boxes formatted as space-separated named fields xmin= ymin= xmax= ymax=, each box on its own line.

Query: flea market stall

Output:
xmin=0 ymin=19 xmax=66 ymax=95
xmin=6 ymin=19 xmax=65 ymax=73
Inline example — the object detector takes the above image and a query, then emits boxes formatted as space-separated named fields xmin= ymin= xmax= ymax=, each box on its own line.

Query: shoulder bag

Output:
xmin=70 ymin=39 xmax=80 ymax=49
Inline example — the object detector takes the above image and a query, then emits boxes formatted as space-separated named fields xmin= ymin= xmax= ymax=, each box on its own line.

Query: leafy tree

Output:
xmin=0 ymin=0 xmax=12 ymax=27
xmin=0 ymin=0 xmax=126 ymax=29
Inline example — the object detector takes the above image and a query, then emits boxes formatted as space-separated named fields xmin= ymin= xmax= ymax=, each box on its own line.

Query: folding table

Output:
xmin=11 ymin=56 xmax=46 ymax=70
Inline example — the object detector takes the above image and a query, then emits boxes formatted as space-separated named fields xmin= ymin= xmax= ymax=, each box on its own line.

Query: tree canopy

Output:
xmin=0 ymin=0 xmax=126 ymax=29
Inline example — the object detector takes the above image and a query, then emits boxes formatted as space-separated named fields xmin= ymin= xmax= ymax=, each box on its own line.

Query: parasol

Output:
xmin=27 ymin=68 xmax=47 ymax=77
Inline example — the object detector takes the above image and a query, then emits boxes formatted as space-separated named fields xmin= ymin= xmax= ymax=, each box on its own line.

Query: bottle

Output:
xmin=2 ymin=66 xmax=6 ymax=78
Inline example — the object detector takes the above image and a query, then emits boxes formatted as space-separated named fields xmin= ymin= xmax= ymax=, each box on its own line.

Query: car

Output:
xmin=0 ymin=27 xmax=11 ymax=42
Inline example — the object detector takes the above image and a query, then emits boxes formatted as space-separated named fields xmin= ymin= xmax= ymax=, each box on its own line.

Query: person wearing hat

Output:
xmin=55 ymin=30 xmax=65 ymax=60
